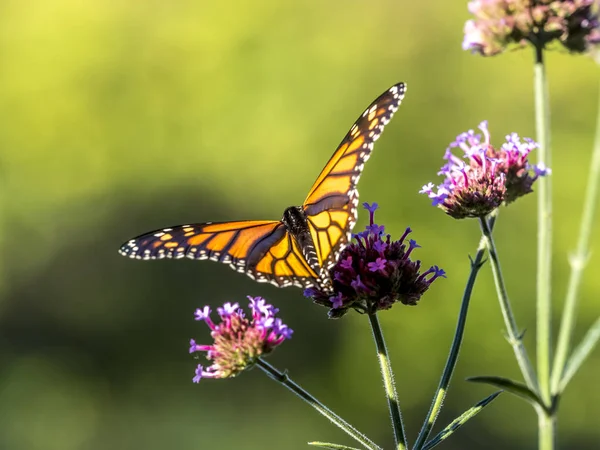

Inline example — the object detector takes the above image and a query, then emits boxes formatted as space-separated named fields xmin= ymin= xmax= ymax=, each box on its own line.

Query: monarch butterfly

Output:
xmin=119 ymin=82 xmax=406 ymax=289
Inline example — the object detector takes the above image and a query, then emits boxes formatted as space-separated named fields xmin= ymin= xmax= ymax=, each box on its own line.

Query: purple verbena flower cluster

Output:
xmin=304 ymin=203 xmax=445 ymax=318
xmin=420 ymin=121 xmax=549 ymax=219
xmin=463 ymin=0 xmax=600 ymax=56
xmin=190 ymin=296 xmax=292 ymax=382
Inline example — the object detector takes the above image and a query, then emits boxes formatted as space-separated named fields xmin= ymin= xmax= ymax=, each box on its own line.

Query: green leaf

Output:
xmin=558 ymin=316 xmax=600 ymax=393
xmin=308 ymin=442 xmax=361 ymax=450
xmin=467 ymin=376 xmax=548 ymax=412
xmin=421 ymin=391 xmax=501 ymax=450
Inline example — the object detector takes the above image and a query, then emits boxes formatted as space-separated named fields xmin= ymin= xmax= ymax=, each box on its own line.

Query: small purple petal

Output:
xmin=443 ymin=148 xmax=455 ymax=160
xmin=367 ymin=257 xmax=387 ymax=272
xmin=534 ymin=163 xmax=551 ymax=177
xmin=419 ymin=265 xmax=447 ymax=283
xmin=430 ymin=189 xmax=449 ymax=206
xmin=464 ymin=145 xmax=485 ymax=159
xmin=505 ymin=132 xmax=520 ymax=145
xmin=217 ymin=302 xmax=239 ymax=317
xmin=362 ymin=202 xmax=379 ymax=213
xmin=462 ymin=20 xmax=484 ymax=52
xmin=247 ymin=295 xmax=262 ymax=311
xmin=304 ymin=287 xmax=318 ymax=298
xmin=248 ymin=296 xmax=278 ymax=317
xmin=478 ymin=120 xmax=490 ymax=144
xmin=437 ymin=162 xmax=453 ymax=176
xmin=373 ymin=240 xmax=387 ymax=254
xmin=340 ymin=256 xmax=354 ymax=270
xmin=331 ymin=292 xmax=344 ymax=309
xmin=404 ymin=239 xmax=421 ymax=259
xmin=419 ymin=182 xmax=435 ymax=194
xmin=435 ymin=267 xmax=447 ymax=278
xmin=363 ymin=202 xmax=379 ymax=226
xmin=193 ymin=364 xmax=203 ymax=383
xmin=353 ymin=230 xmax=369 ymax=240
xmin=351 ymin=275 xmax=368 ymax=292
xmin=409 ymin=239 xmax=421 ymax=250
xmin=258 ymin=316 xmax=275 ymax=329
xmin=367 ymin=224 xmax=385 ymax=235
xmin=194 ymin=306 xmax=211 ymax=321
xmin=273 ymin=318 xmax=293 ymax=339
xmin=334 ymin=271 xmax=346 ymax=282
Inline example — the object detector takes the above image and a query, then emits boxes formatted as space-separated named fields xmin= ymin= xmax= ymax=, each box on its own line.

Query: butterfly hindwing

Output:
xmin=302 ymin=83 xmax=406 ymax=271
xmin=252 ymin=231 xmax=319 ymax=287
xmin=304 ymin=202 xmax=354 ymax=272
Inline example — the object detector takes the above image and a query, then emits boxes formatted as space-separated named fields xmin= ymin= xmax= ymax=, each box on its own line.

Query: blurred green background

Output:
xmin=1 ymin=1 xmax=599 ymax=449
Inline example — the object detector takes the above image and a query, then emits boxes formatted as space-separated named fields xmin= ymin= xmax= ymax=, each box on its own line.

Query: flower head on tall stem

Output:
xmin=189 ymin=296 xmax=292 ymax=382
xmin=304 ymin=203 xmax=445 ymax=318
xmin=463 ymin=0 xmax=600 ymax=56
xmin=420 ymin=121 xmax=549 ymax=218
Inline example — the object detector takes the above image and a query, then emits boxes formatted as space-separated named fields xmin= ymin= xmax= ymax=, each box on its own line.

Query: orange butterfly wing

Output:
xmin=119 ymin=220 xmax=319 ymax=288
xmin=303 ymin=83 xmax=406 ymax=271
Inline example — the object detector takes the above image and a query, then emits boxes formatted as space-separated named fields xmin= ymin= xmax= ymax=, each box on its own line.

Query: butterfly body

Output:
xmin=120 ymin=82 xmax=407 ymax=289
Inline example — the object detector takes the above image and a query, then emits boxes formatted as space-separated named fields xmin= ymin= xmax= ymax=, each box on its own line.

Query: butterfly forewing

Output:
xmin=119 ymin=219 xmax=320 ymax=288
xmin=302 ymin=82 xmax=406 ymax=270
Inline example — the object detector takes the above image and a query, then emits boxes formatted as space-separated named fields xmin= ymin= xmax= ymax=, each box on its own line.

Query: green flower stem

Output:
xmin=533 ymin=42 xmax=555 ymax=450
xmin=550 ymin=77 xmax=600 ymax=394
xmin=368 ymin=312 xmax=407 ymax=450
xmin=534 ymin=43 xmax=553 ymax=411
xmin=478 ymin=217 xmax=539 ymax=393
xmin=538 ymin=412 xmax=556 ymax=450
xmin=256 ymin=359 xmax=381 ymax=450
xmin=413 ymin=212 xmax=497 ymax=450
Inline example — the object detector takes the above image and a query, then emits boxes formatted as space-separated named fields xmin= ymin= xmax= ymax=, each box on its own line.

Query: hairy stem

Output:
xmin=257 ymin=359 xmax=381 ymax=450
xmin=368 ymin=312 xmax=407 ymax=450
xmin=479 ymin=217 xmax=539 ymax=392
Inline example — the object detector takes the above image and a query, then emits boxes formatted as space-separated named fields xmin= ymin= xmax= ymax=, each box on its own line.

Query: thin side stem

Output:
xmin=479 ymin=217 xmax=539 ymax=393
xmin=534 ymin=43 xmax=553 ymax=408
xmin=413 ymin=213 xmax=497 ymax=450
xmin=550 ymin=77 xmax=600 ymax=394
xmin=368 ymin=312 xmax=407 ymax=450
xmin=256 ymin=359 xmax=381 ymax=450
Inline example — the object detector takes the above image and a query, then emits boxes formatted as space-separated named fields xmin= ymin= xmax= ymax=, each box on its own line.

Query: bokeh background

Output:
xmin=1 ymin=1 xmax=599 ymax=449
